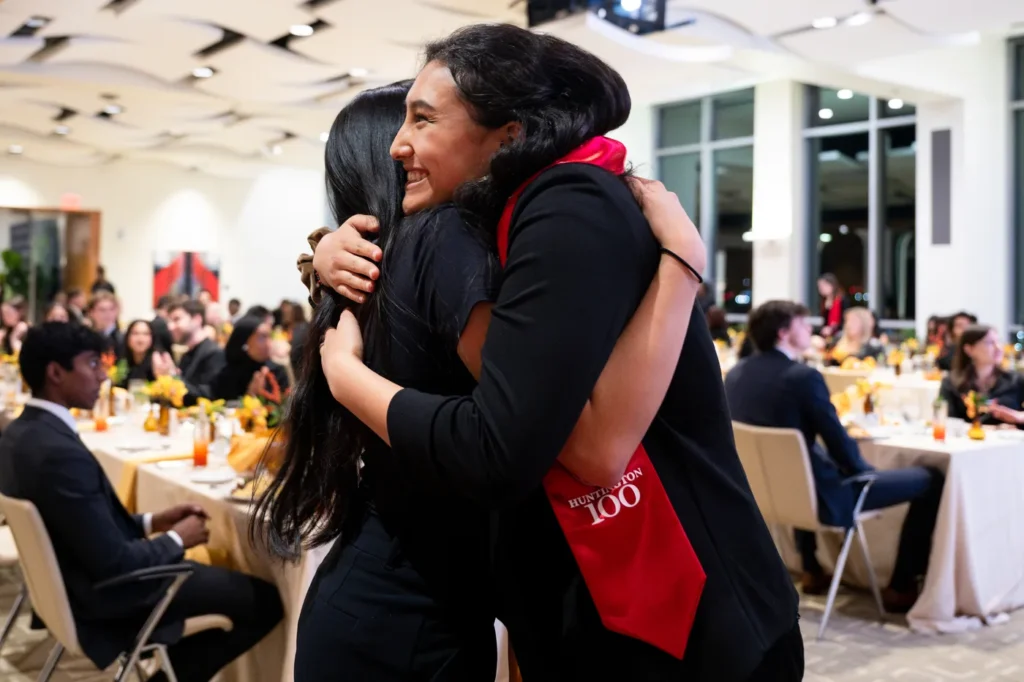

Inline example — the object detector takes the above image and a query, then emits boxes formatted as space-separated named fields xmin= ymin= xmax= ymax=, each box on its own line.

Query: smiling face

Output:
xmin=965 ymin=328 xmax=1002 ymax=368
xmin=390 ymin=61 xmax=511 ymax=215
xmin=245 ymin=322 xmax=272 ymax=363
xmin=127 ymin=322 xmax=153 ymax=356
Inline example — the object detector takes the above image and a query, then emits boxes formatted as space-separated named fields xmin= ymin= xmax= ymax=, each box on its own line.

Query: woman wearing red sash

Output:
xmin=268 ymin=83 xmax=707 ymax=679
xmin=316 ymin=25 xmax=801 ymax=681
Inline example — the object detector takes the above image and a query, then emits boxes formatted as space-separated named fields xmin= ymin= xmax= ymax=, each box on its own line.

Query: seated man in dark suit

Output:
xmin=725 ymin=301 xmax=943 ymax=612
xmin=152 ymin=301 xmax=225 ymax=407
xmin=0 ymin=323 xmax=282 ymax=681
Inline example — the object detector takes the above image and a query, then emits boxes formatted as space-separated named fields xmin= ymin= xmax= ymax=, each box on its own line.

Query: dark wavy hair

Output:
xmin=253 ymin=81 xmax=412 ymax=559
xmin=951 ymin=324 xmax=1000 ymax=394
xmin=424 ymin=23 xmax=631 ymax=227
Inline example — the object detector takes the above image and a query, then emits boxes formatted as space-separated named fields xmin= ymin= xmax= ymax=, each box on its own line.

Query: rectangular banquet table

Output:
xmin=774 ymin=429 xmax=1024 ymax=633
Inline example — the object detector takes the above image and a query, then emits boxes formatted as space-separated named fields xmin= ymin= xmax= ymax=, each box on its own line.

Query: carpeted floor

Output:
xmin=0 ymin=570 xmax=1021 ymax=681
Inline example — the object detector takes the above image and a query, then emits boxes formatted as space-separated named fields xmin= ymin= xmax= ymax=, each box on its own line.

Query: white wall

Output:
xmin=609 ymin=105 xmax=655 ymax=178
xmin=0 ymin=160 xmax=323 ymax=321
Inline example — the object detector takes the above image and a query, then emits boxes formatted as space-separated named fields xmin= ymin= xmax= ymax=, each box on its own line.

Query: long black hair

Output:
xmin=253 ymin=81 xmax=411 ymax=559
xmin=423 ymin=24 xmax=632 ymax=227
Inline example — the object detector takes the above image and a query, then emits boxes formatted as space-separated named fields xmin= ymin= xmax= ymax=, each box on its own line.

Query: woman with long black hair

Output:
xmin=213 ymin=315 xmax=289 ymax=401
xmin=315 ymin=24 xmax=800 ymax=681
xmin=264 ymin=77 xmax=705 ymax=679
xmin=121 ymin=319 xmax=158 ymax=386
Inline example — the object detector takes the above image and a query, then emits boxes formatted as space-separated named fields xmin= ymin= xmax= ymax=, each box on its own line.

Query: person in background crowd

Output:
xmin=121 ymin=320 xmax=159 ymax=387
xmin=44 ymin=302 xmax=70 ymax=324
xmin=827 ymin=306 xmax=883 ymax=365
xmin=51 ymin=291 xmax=68 ymax=306
xmin=725 ymin=300 xmax=943 ymax=611
xmin=153 ymin=301 xmax=224 ymax=407
xmin=66 ymin=288 xmax=87 ymax=324
xmin=0 ymin=298 xmax=29 ymax=356
xmin=0 ymin=322 xmax=283 ymax=682
xmin=227 ymin=298 xmax=242 ymax=323
xmin=939 ymin=325 xmax=1024 ymax=428
xmin=282 ymin=301 xmax=309 ymax=375
xmin=87 ymin=292 xmax=122 ymax=359
xmin=203 ymin=303 xmax=228 ymax=345
xmin=705 ymin=305 xmax=730 ymax=344
xmin=817 ymin=273 xmax=848 ymax=339
xmin=937 ymin=311 xmax=978 ymax=371
xmin=151 ymin=295 xmax=175 ymax=354
xmin=696 ymin=283 xmax=716 ymax=312
xmin=244 ymin=305 xmax=274 ymax=329
xmin=197 ymin=289 xmax=214 ymax=307
xmin=90 ymin=265 xmax=115 ymax=296
xmin=212 ymin=315 xmax=289 ymax=401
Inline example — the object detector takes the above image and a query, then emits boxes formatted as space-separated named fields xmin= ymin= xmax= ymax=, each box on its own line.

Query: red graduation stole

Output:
xmin=496 ymin=136 xmax=705 ymax=659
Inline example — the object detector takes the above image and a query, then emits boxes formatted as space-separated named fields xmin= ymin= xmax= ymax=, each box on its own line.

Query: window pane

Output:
xmin=658 ymin=101 xmax=701 ymax=148
xmin=659 ymin=153 xmax=701 ymax=225
xmin=714 ymin=146 xmax=753 ymax=312
xmin=808 ymin=132 xmax=869 ymax=307
xmin=712 ymin=89 xmax=754 ymax=140
xmin=880 ymin=126 xmax=916 ymax=320
xmin=1014 ymin=41 xmax=1024 ymax=102
xmin=1015 ymin=111 xmax=1024 ymax=322
xmin=809 ymin=86 xmax=870 ymax=127
xmin=880 ymin=97 xmax=915 ymax=119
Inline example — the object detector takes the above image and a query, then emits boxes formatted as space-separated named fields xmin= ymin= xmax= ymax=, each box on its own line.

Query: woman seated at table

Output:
xmin=939 ymin=325 xmax=1024 ymax=428
xmin=826 ymin=306 xmax=882 ymax=366
xmin=120 ymin=319 xmax=159 ymax=387
xmin=212 ymin=314 xmax=290 ymax=401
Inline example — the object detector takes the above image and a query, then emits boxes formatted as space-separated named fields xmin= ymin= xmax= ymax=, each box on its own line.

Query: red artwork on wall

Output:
xmin=153 ymin=251 xmax=220 ymax=306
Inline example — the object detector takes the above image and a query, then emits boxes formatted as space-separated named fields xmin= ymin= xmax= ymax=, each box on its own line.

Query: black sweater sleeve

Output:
xmin=386 ymin=165 xmax=658 ymax=506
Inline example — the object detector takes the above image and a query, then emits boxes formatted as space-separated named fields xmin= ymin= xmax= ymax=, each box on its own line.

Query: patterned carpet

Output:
xmin=0 ymin=569 xmax=1021 ymax=681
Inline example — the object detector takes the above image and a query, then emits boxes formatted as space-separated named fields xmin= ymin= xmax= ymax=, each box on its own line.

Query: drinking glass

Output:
xmin=932 ymin=401 xmax=948 ymax=442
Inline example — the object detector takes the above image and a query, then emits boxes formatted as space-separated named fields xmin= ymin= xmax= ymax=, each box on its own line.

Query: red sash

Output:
xmin=496 ymin=137 xmax=705 ymax=659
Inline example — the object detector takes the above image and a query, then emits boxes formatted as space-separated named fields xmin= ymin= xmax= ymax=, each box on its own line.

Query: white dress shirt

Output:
xmin=25 ymin=398 xmax=182 ymax=548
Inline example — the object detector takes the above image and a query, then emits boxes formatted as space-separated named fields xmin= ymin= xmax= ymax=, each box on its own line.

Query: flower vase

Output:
xmin=158 ymin=403 xmax=171 ymax=436
xmin=968 ymin=418 xmax=986 ymax=441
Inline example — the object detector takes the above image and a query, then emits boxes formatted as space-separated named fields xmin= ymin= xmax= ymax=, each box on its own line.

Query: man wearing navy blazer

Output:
xmin=0 ymin=323 xmax=282 ymax=681
xmin=725 ymin=300 xmax=943 ymax=613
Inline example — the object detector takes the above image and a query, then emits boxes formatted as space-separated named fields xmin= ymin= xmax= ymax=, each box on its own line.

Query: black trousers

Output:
xmin=295 ymin=512 xmax=496 ymax=681
xmin=797 ymin=466 xmax=944 ymax=591
xmin=147 ymin=562 xmax=283 ymax=682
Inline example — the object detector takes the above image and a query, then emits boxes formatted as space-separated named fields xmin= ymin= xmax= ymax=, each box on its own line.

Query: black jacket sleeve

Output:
xmin=387 ymin=165 xmax=657 ymax=506
xmin=796 ymin=368 xmax=873 ymax=475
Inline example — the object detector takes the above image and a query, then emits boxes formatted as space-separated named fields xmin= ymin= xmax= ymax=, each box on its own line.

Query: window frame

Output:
xmin=1011 ymin=38 xmax=1024 ymax=330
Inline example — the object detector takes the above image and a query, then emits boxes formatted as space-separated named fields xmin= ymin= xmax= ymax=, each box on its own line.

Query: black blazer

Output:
xmin=178 ymin=338 xmax=225 ymax=407
xmin=386 ymin=165 xmax=798 ymax=681
xmin=940 ymin=371 xmax=1024 ymax=427
xmin=725 ymin=349 xmax=874 ymax=527
xmin=0 ymin=406 xmax=184 ymax=667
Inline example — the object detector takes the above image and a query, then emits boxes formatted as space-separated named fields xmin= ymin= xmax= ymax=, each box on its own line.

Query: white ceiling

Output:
xmin=0 ymin=0 xmax=1020 ymax=178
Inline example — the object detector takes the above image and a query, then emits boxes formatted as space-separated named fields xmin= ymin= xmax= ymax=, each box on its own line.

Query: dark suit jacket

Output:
xmin=0 ymin=406 xmax=184 ymax=667
xmin=725 ymin=349 xmax=873 ymax=527
xmin=178 ymin=339 xmax=225 ymax=407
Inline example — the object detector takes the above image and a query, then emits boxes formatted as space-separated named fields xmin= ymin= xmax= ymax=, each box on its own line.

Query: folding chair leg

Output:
xmin=818 ymin=526 xmax=857 ymax=640
xmin=0 ymin=583 xmax=26 ymax=650
xmin=856 ymin=521 xmax=886 ymax=621
xmin=37 ymin=642 xmax=64 ymax=682
xmin=158 ymin=644 xmax=179 ymax=682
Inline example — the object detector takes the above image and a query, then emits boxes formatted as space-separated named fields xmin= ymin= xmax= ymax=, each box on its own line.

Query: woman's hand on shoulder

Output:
xmin=313 ymin=215 xmax=383 ymax=304
xmin=628 ymin=177 xmax=706 ymax=277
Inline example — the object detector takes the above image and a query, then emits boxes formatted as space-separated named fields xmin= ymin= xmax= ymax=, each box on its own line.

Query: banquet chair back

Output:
xmin=822 ymin=370 xmax=870 ymax=397
xmin=731 ymin=423 xmax=819 ymax=530
xmin=0 ymin=494 xmax=82 ymax=656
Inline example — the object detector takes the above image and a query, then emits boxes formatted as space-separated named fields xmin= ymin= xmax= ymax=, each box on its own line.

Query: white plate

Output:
xmin=189 ymin=468 xmax=238 ymax=485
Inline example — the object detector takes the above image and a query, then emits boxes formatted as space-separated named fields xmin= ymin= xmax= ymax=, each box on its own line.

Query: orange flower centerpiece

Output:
xmin=887 ymin=348 xmax=906 ymax=376
xmin=143 ymin=376 xmax=188 ymax=436
xmin=964 ymin=391 xmax=988 ymax=440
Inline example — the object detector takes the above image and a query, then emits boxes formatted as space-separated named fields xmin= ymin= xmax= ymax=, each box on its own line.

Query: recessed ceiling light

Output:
xmin=812 ymin=16 xmax=837 ymax=29
xmin=192 ymin=66 xmax=214 ymax=79
xmin=845 ymin=12 xmax=872 ymax=27
xmin=103 ymin=104 xmax=122 ymax=115
xmin=8 ymin=145 xmax=23 ymax=155
xmin=887 ymin=98 xmax=904 ymax=110
xmin=836 ymin=89 xmax=853 ymax=100
xmin=349 ymin=67 xmax=369 ymax=78
xmin=25 ymin=16 xmax=49 ymax=28
xmin=818 ymin=108 xmax=834 ymax=120
xmin=319 ymin=131 xmax=329 ymax=142
xmin=271 ymin=145 xmax=283 ymax=156
xmin=289 ymin=24 xmax=314 ymax=37
xmin=54 ymin=125 xmax=70 ymax=135
xmin=620 ymin=0 xmax=642 ymax=11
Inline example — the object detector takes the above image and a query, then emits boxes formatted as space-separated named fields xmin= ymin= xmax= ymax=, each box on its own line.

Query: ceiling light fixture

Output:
xmin=54 ymin=125 xmax=70 ymax=135
xmin=887 ymin=98 xmax=904 ymax=110
xmin=811 ymin=16 xmax=837 ymax=29
xmin=289 ymin=24 xmax=314 ymax=37
xmin=819 ymin=233 xmax=833 ymax=243
xmin=271 ymin=145 xmax=283 ymax=156
xmin=8 ymin=145 xmax=23 ymax=155
xmin=349 ymin=67 xmax=369 ymax=78
xmin=103 ymin=104 xmax=122 ymax=115
xmin=818 ymin=108 xmax=834 ymax=120
xmin=620 ymin=0 xmax=642 ymax=12
xmin=319 ymin=132 xmax=329 ymax=142
xmin=192 ymin=66 xmax=214 ymax=79
xmin=845 ymin=12 xmax=872 ymax=27
xmin=837 ymin=89 xmax=853 ymax=100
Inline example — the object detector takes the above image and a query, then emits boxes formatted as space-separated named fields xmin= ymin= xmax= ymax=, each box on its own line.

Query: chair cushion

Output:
xmin=182 ymin=615 xmax=233 ymax=637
